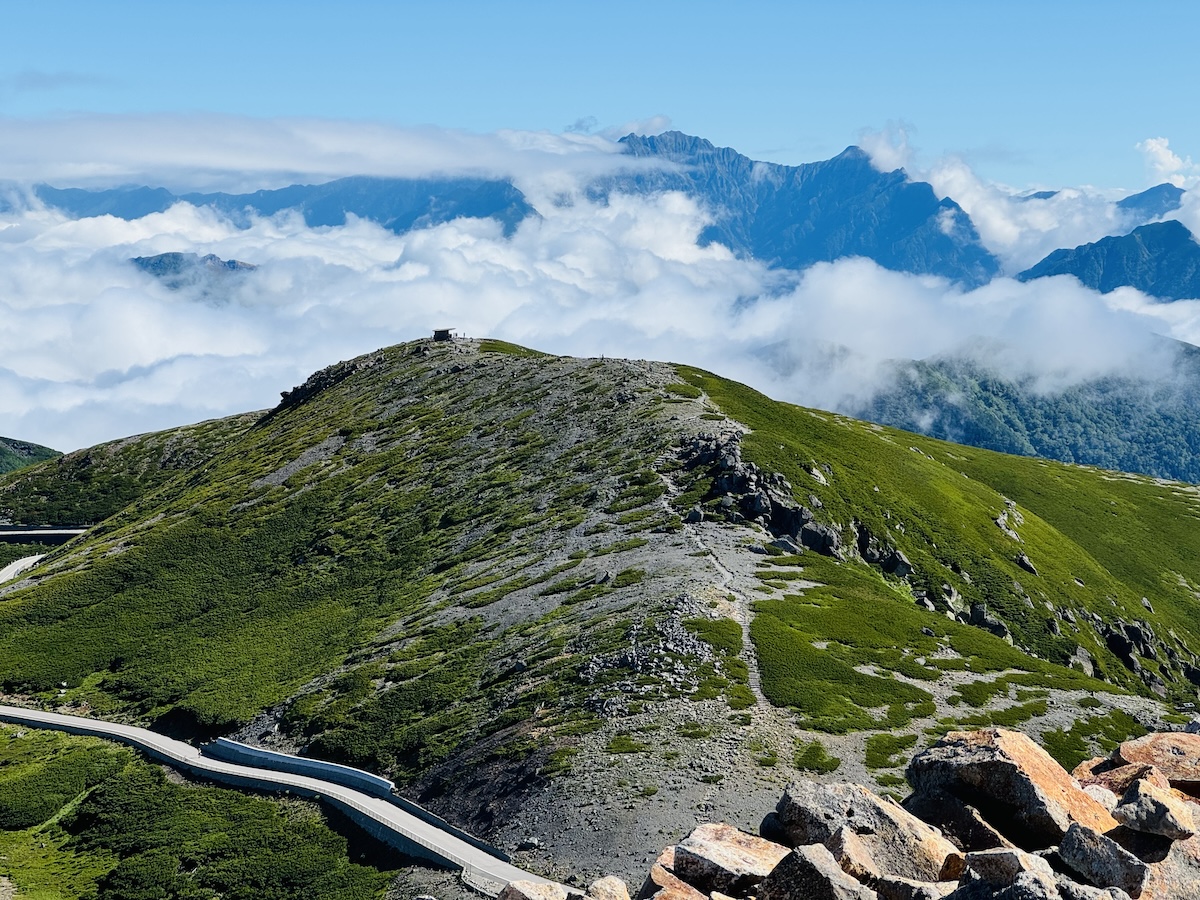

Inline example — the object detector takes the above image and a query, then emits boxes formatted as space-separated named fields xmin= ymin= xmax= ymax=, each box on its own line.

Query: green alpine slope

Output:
xmin=0 ymin=436 xmax=58 ymax=476
xmin=0 ymin=337 xmax=1195 ymax=884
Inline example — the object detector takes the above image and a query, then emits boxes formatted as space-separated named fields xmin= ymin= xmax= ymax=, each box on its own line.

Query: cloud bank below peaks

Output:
xmin=2 ymin=165 xmax=1197 ymax=453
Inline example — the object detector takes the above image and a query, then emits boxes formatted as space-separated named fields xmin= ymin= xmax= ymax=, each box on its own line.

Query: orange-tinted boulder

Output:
xmin=906 ymin=728 xmax=1116 ymax=849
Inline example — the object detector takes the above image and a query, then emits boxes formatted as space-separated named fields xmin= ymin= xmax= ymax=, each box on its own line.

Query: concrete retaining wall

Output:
xmin=0 ymin=712 xmax=457 ymax=871
xmin=205 ymin=737 xmax=396 ymax=798
xmin=202 ymin=737 xmax=510 ymax=863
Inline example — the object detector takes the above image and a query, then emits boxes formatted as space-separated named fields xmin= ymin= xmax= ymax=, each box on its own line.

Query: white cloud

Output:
xmin=1 ymin=177 xmax=1192 ymax=456
xmin=858 ymin=122 xmax=915 ymax=173
xmin=598 ymin=114 xmax=673 ymax=141
xmin=925 ymin=156 xmax=1133 ymax=273
xmin=1136 ymin=137 xmax=1199 ymax=188
xmin=0 ymin=115 xmax=1195 ymax=455
xmin=0 ymin=114 xmax=637 ymax=192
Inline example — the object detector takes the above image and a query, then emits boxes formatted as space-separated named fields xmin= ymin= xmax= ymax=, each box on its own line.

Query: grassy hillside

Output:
xmin=677 ymin=365 xmax=1200 ymax=705
xmin=0 ymin=337 xmax=1195 ymax=883
xmin=0 ymin=413 xmax=258 ymax=526
xmin=0 ymin=436 xmax=58 ymax=477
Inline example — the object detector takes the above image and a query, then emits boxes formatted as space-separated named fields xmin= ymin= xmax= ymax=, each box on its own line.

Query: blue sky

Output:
xmin=1 ymin=0 xmax=1195 ymax=190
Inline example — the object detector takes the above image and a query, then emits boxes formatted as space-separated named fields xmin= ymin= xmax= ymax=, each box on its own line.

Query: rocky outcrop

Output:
xmin=776 ymin=782 xmax=960 ymax=882
xmin=758 ymin=844 xmax=877 ymax=900
xmin=679 ymin=432 xmax=848 ymax=557
xmin=672 ymin=823 xmax=789 ymax=894
xmin=905 ymin=729 xmax=1117 ymax=849
xmin=633 ymin=727 xmax=1200 ymax=900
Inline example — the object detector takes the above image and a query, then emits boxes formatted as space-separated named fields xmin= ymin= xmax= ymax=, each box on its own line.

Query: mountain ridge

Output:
xmin=608 ymin=131 xmax=1001 ymax=286
xmin=1018 ymin=219 xmax=1200 ymax=301
xmin=0 ymin=337 xmax=1193 ymax=886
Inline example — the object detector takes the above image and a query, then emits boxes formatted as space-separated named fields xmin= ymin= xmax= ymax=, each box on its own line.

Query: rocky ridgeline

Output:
xmin=503 ymin=728 xmax=1200 ymax=900
xmin=679 ymin=432 xmax=909 ymax=568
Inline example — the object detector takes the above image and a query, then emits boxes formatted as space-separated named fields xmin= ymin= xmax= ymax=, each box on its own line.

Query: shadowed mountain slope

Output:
xmin=34 ymin=176 xmax=535 ymax=236
xmin=0 ymin=437 xmax=57 ymax=477
xmin=1018 ymin=219 xmax=1200 ymax=300
xmin=857 ymin=341 xmax=1200 ymax=483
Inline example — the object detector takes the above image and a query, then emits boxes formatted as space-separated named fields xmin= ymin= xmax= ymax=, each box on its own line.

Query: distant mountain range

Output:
xmin=1018 ymin=219 xmax=1200 ymax=301
xmin=17 ymin=135 xmax=1200 ymax=482
xmin=34 ymin=176 xmax=534 ymax=237
xmin=600 ymin=132 xmax=1001 ymax=287
xmin=21 ymin=133 xmax=1194 ymax=298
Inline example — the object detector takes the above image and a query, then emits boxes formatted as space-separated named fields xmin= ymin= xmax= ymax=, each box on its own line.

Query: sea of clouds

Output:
xmin=1 ymin=115 xmax=1198 ymax=451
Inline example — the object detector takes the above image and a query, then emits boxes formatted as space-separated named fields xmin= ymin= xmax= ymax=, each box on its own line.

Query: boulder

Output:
xmin=962 ymin=847 xmax=1058 ymax=891
xmin=874 ymin=876 xmax=956 ymax=900
xmin=1083 ymin=785 xmax=1119 ymax=813
xmin=1058 ymin=824 xmax=1150 ymax=898
xmin=1054 ymin=877 xmax=1132 ymax=900
xmin=882 ymin=549 xmax=913 ymax=578
xmin=672 ymin=823 xmax=790 ymax=894
xmin=758 ymin=844 xmax=877 ymax=900
xmin=640 ymin=847 xmax=707 ymax=900
xmin=999 ymin=870 xmax=1067 ymax=900
xmin=828 ymin=825 xmax=882 ymax=883
xmin=801 ymin=522 xmax=842 ymax=557
xmin=968 ymin=604 xmax=1014 ymax=645
xmin=1136 ymin=834 xmax=1200 ymax=900
xmin=1112 ymin=779 xmax=1196 ymax=840
xmin=776 ymin=781 xmax=959 ymax=881
xmin=1117 ymin=735 xmax=1200 ymax=794
xmin=906 ymin=729 xmax=1117 ymax=849
xmin=1072 ymin=763 xmax=1171 ymax=799
xmin=499 ymin=882 xmax=570 ymax=900
xmin=902 ymin=789 xmax=1015 ymax=852
xmin=589 ymin=877 xmax=632 ymax=900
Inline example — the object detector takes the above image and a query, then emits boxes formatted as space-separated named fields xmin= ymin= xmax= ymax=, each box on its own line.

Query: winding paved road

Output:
xmin=0 ymin=555 xmax=44 ymax=584
xmin=0 ymin=704 xmax=563 ymax=897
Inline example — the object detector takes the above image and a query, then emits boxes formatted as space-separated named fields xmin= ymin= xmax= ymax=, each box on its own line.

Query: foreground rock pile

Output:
xmin=620 ymin=728 xmax=1200 ymax=900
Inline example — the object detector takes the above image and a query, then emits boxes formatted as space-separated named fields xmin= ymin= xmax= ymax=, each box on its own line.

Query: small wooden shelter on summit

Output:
xmin=432 ymin=328 xmax=454 ymax=342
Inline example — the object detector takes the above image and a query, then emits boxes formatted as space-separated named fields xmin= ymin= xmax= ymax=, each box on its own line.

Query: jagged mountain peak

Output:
xmin=1018 ymin=218 xmax=1200 ymax=300
xmin=609 ymin=133 xmax=998 ymax=286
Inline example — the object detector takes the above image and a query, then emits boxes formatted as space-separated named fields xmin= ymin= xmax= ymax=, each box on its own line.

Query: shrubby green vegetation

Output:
xmin=676 ymin=363 xmax=1200 ymax=717
xmin=0 ymin=726 xmax=394 ymax=899
xmin=862 ymin=350 xmax=1200 ymax=484
xmin=0 ymin=436 xmax=58 ymax=475
xmin=3 ymin=336 xmax=1199 ymax=890
xmin=1040 ymin=709 xmax=1148 ymax=771
xmin=0 ymin=342 xmax=734 ymax=793
xmin=794 ymin=739 xmax=841 ymax=774
xmin=864 ymin=733 xmax=918 ymax=770
xmin=0 ymin=542 xmax=53 ymax=568
xmin=0 ymin=414 xmax=257 ymax=525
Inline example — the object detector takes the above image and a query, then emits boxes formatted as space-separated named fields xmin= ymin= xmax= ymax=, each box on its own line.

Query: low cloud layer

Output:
xmin=2 ymin=171 xmax=1197 ymax=453
xmin=2 ymin=116 xmax=1198 ymax=452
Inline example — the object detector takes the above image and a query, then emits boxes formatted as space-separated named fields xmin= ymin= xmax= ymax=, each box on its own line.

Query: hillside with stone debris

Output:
xmin=0 ymin=338 xmax=1198 ymax=890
